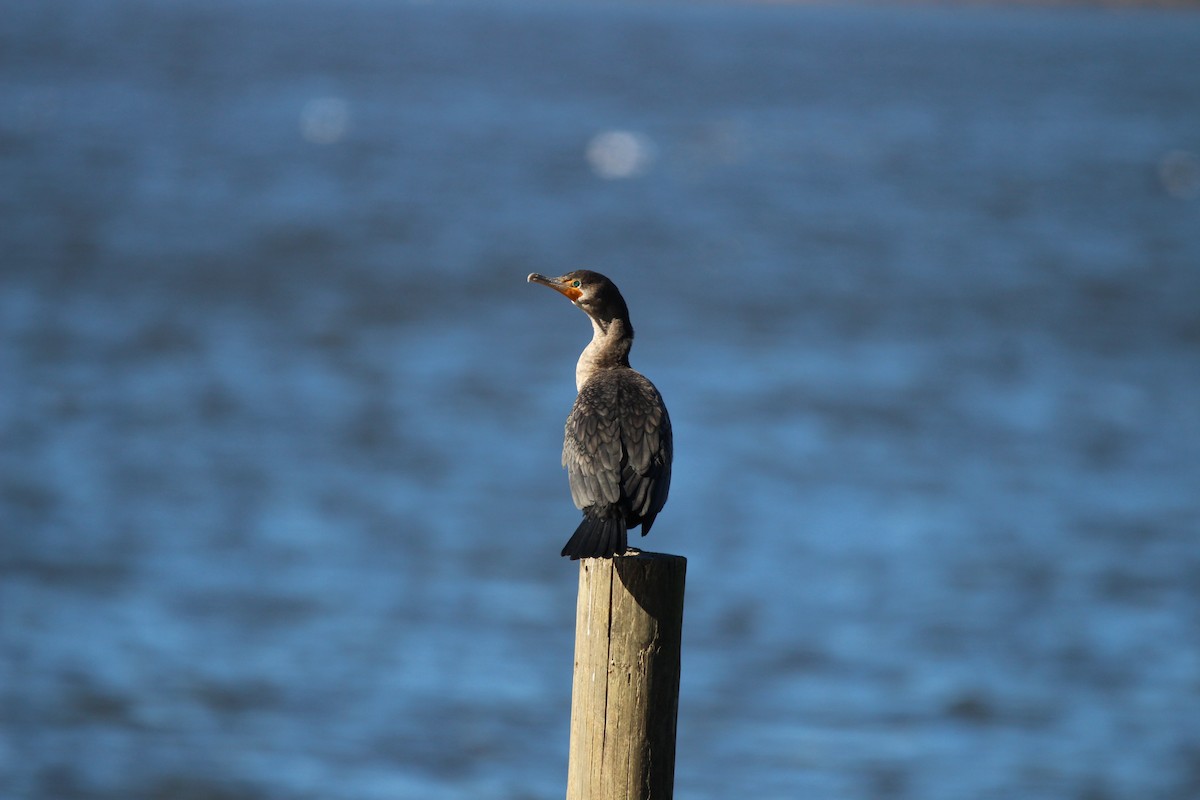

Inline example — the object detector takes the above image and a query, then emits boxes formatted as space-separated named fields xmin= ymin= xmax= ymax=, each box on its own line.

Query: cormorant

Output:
xmin=528 ymin=270 xmax=673 ymax=559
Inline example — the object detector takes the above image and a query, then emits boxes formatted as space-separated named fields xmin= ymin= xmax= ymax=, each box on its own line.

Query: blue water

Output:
xmin=3 ymin=1 xmax=1200 ymax=798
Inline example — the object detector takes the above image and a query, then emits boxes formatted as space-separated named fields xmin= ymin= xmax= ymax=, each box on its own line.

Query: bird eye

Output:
xmin=571 ymin=280 xmax=581 ymax=288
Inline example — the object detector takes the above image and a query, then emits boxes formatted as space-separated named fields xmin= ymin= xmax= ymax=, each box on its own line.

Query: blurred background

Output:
xmin=3 ymin=1 xmax=1200 ymax=798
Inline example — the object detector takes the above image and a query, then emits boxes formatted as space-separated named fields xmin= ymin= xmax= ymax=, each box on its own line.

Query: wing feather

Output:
xmin=562 ymin=369 xmax=672 ymax=526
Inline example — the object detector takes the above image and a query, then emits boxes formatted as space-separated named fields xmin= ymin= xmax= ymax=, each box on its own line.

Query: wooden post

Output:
xmin=566 ymin=552 xmax=686 ymax=800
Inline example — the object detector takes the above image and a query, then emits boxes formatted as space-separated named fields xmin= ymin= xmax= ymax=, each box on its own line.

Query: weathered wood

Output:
xmin=566 ymin=552 xmax=687 ymax=800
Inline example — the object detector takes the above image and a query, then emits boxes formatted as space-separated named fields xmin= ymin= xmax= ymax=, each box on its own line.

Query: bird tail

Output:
xmin=561 ymin=516 xmax=627 ymax=560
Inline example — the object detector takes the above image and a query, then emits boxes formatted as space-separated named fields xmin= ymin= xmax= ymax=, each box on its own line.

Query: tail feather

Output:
xmin=561 ymin=516 xmax=627 ymax=560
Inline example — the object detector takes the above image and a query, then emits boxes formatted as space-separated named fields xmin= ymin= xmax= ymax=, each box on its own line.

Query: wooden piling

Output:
xmin=566 ymin=552 xmax=686 ymax=800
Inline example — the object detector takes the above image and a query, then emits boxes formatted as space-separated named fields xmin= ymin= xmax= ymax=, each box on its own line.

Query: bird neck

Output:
xmin=576 ymin=316 xmax=633 ymax=391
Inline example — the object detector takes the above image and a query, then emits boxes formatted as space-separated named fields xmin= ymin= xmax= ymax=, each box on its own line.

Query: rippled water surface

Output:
xmin=3 ymin=2 xmax=1200 ymax=798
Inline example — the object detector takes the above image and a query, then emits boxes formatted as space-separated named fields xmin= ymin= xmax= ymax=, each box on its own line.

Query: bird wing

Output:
xmin=562 ymin=370 xmax=671 ymax=524
xmin=619 ymin=374 xmax=671 ymax=526
xmin=563 ymin=378 xmax=624 ymax=511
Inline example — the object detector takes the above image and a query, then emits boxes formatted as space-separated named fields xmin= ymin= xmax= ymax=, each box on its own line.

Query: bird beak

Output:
xmin=528 ymin=273 xmax=583 ymax=301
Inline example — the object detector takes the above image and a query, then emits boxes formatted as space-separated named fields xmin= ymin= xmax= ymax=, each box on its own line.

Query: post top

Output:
xmin=582 ymin=550 xmax=686 ymax=565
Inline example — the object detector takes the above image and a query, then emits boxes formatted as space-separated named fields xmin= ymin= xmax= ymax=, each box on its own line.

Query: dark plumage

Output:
xmin=528 ymin=270 xmax=673 ymax=559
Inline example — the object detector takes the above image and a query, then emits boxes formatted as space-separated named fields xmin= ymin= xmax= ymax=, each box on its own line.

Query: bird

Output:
xmin=527 ymin=270 xmax=673 ymax=559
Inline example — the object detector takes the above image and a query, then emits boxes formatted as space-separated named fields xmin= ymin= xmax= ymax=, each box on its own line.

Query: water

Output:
xmin=3 ymin=1 xmax=1200 ymax=798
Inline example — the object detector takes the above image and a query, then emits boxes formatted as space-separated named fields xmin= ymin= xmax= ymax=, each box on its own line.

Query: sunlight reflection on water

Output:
xmin=586 ymin=129 xmax=656 ymax=179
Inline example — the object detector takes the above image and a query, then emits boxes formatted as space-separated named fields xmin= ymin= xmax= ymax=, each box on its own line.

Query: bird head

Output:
xmin=527 ymin=270 xmax=630 ymax=326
